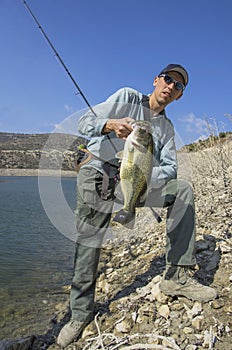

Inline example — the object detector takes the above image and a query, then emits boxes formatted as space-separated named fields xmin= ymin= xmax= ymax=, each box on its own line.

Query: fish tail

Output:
xmin=113 ymin=209 xmax=135 ymax=229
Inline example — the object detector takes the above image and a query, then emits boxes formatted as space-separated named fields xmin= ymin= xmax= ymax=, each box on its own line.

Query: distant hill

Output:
xmin=180 ymin=131 xmax=232 ymax=152
xmin=0 ymin=132 xmax=87 ymax=171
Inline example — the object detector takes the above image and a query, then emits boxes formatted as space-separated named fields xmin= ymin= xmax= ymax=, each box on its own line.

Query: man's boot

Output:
xmin=159 ymin=265 xmax=217 ymax=302
xmin=57 ymin=318 xmax=91 ymax=348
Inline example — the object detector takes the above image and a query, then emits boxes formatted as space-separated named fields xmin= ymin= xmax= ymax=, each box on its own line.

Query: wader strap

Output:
xmin=142 ymin=94 xmax=151 ymax=122
xmin=101 ymin=163 xmax=110 ymax=200
xmin=75 ymin=148 xmax=94 ymax=173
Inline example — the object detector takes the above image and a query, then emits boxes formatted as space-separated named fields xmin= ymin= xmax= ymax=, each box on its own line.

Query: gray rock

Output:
xmin=0 ymin=336 xmax=35 ymax=350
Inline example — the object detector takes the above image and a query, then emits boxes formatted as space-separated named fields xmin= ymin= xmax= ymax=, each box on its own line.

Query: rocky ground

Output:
xmin=1 ymin=140 xmax=231 ymax=350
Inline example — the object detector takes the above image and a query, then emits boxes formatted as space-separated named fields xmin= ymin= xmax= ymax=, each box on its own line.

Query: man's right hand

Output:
xmin=102 ymin=117 xmax=134 ymax=140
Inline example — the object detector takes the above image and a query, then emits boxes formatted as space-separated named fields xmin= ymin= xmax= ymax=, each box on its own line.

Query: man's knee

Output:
xmin=177 ymin=180 xmax=194 ymax=204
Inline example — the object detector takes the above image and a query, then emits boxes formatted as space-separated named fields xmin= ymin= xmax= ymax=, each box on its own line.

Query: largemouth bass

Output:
xmin=113 ymin=120 xmax=154 ymax=229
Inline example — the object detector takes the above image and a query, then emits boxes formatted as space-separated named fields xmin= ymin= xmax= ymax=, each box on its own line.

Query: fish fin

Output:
xmin=139 ymin=190 xmax=148 ymax=203
xmin=112 ymin=209 xmax=135 ymax=229
xmin=115 ymin=151 xmax=124 ymax=159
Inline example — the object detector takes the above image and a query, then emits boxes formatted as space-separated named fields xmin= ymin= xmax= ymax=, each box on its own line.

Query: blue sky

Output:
xmin=1 ymin=0 xmax=232 ymax=145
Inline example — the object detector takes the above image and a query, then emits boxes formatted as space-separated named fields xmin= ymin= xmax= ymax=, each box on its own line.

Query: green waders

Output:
xmin=71 ymin=166 xmax=196 ymax=322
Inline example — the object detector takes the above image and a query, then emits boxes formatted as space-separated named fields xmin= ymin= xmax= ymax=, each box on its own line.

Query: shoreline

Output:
xmin=0 ymin=168 xmax=77 ymax=177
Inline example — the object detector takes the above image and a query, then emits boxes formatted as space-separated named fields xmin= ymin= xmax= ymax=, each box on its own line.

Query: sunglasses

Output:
xmin=159 ymin=74 xmax=185 ymax=91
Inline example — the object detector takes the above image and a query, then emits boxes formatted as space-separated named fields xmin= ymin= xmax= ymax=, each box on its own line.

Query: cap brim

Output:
xmin=159 ymin=64 xmax=188 ymax=86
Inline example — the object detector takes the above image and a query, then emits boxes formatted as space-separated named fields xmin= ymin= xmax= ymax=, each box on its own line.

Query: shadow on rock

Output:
xmin=195 ymin=234 xmax=221 ymax=285
xmin=96 ymin=253 xmax=166 ymax=316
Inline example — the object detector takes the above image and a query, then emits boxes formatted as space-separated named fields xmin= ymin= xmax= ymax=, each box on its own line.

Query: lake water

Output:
xmin=0 ymin=176 xmax=77 ymax=340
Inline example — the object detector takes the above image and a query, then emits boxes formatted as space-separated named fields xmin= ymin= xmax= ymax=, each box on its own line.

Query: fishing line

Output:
xmin=23 ymin=0 xmax=119 ymax=153
xmin=22 ymin=0 xmax=97 ymax=117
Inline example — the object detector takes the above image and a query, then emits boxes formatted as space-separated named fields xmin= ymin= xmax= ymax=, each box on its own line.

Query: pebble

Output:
xmin=115 ymin=320 xmax=132 ymax=333
xmin=192 ymin=316 xmax=204 ymax=331
xmin=211 ymin=298 xmax=225 ymax=309
xmin=224 ymin=305 xmax=232 ymax=313
xmin=183 ymin=326 xmax=193 ymax=334
xmin=185 ymin=301 xmax=202 ymax=319
xmin=158 ymin=305 xmax=170 ymax=319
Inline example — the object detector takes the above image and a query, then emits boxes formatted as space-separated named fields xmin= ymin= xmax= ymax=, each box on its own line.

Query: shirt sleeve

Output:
xmin=150 ymin=128 xmax=178 ymax=188
xmin=77 ymin=88 xmax=133 ymax=137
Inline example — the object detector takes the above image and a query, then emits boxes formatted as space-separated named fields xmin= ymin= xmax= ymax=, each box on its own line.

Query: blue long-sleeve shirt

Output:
xmin=77 ymin=87 xmax=177 ymax=188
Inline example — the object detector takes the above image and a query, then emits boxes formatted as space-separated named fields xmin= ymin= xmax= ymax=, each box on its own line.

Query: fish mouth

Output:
xmin=133 ymin=124 xmax=151 ymax=132
xmin=131 ymin=139 xmax=150 ymax=152
xmin=130 ymin=121 xmax=152 ymax=151
xmin=132 ymin=120 xmax=151 ymax=130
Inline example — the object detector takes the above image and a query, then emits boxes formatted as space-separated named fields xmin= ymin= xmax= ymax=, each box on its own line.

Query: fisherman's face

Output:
xmin=153 ymin=71 xmax=184 ymax=106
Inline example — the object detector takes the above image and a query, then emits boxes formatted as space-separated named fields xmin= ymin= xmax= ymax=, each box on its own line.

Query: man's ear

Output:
xmin=175 ymin=91 xmax=183 ymax=100
xmin=153 ymin=76 xmax=159 ymax=87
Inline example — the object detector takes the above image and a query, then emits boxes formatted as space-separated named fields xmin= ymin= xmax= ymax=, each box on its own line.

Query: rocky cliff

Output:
xmin=0 ymin=132 xmax=87 ymax=171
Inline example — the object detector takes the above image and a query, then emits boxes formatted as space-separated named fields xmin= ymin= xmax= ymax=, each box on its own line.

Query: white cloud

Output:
xmin=64 ymin=104 xmax=73 ymax=112
xmin=179 ymin=113 xmax=208 ymax=137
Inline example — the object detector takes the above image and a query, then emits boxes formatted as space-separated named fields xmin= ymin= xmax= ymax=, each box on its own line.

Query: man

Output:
xmin=57 ymin=64 xmax=217 ymax=348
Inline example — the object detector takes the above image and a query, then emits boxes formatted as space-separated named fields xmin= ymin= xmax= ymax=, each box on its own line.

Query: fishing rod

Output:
xmin=22 ymin=0 xmax=97 ymax=117
xmin=23 ymin=1 xmax=162 ymax=222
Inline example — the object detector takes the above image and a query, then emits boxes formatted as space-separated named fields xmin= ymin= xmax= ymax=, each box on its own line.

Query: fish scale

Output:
xmin=113 ymin=121 xmax=154 ymax=229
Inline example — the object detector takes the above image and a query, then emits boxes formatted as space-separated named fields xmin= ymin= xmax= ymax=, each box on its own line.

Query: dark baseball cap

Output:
xmin=159 ymin=64 xmax=189 ymax=86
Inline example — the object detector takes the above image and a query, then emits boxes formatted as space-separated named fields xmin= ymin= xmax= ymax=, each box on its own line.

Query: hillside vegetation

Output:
xmin=181 ymin=131 xmax=232 ymax=152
